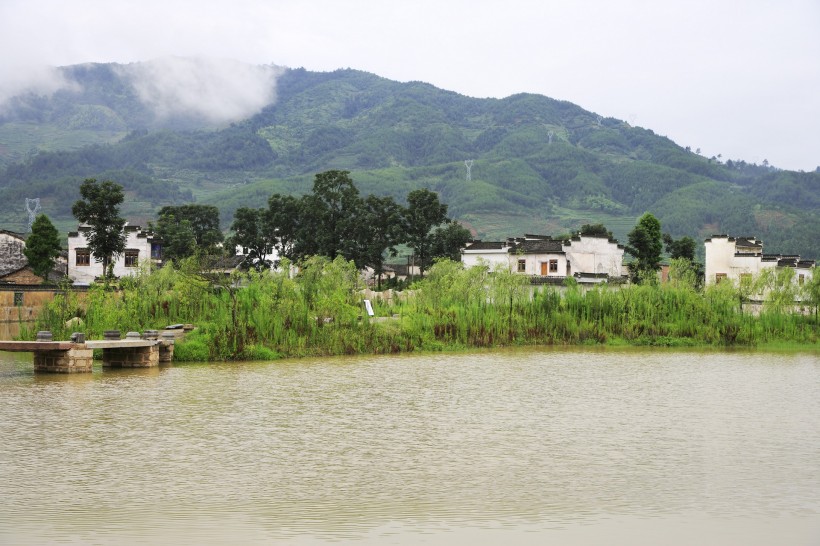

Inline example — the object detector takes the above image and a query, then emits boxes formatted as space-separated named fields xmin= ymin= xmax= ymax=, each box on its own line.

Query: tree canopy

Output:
xmin=154 ymin=204 xmax=223 ymax=262
xmin=625 ymin=212 xmax=663 ymax=283
xmin=71 ymin=178 xmax=126 ymax=281
xmin=228 ymin=171 xmax=467 ymax=277
xmin=23 ymin=214 xmax=62 ymax=280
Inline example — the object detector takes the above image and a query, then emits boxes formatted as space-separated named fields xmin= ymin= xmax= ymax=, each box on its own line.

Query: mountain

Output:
xmin=0 ymin=61 xmax=817 ymax=259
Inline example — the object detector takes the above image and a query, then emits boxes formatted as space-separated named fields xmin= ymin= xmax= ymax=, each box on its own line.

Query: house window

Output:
xmin=13 ymin=292 xmax=23 ymax=306
xmin=76 ymin=249 xmax=91 ymax=266
xmin=124 ymin=250 xmax=139 ymax=268
xmin=517 ymin=259 xmax=526 ymax=273
xmin=549 ymin=259 xmax=558 ymax=273
xmin=715 ymin=273 xmax=727 ymax=284
xmin=151 ymin=243 xmax=162 ymax=260
xmin=798 ymin=274 xmax=805 ymax=285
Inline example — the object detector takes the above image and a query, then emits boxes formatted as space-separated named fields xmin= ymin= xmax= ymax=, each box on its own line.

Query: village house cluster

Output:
xmin=0 ymin=224 xmax=815 ymax=292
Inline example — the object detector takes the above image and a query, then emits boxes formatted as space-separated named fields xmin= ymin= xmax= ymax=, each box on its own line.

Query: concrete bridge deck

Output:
xmin=0 ymin=337 xmax=175 ymax=373
xmin=0 ymin=339 xmax=162 ymax=351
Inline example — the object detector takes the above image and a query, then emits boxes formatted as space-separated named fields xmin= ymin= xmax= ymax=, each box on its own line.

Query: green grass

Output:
xmin=25 ymin=258 xmax=818 ymax=361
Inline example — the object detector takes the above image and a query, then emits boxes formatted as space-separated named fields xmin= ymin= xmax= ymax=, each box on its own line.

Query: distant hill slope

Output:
xmin=0 ymin=62 xmax=817 ymax=258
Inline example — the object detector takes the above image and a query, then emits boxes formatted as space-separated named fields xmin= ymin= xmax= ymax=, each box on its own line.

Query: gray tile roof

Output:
xmin=463 ymin=241 xmax=508 ymax=251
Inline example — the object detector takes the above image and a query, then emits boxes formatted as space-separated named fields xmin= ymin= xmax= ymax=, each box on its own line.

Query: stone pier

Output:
xmin=100 ymin=344 xmax=160 ymax=368
xmin=33 ymin=345 xmax=94 ymax=373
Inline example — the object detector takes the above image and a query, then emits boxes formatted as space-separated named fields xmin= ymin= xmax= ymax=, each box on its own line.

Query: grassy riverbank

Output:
xmin=26 ymin=257 xmax=818 ymax=360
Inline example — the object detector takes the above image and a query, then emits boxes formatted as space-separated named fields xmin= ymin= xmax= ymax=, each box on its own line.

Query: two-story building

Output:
xmin=462 ymin=234 xmax=626 ymax=282
xmin=67 ymin=224 xmax=162 ymax=284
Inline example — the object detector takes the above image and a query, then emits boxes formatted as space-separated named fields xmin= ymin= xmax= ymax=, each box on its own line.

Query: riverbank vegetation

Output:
xmin=26 ymin=256 xmax=818 ymax=361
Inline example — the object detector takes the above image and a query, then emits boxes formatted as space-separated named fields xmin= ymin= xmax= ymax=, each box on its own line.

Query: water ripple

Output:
xmin=1 ymin=348 xmax=818 ymax=544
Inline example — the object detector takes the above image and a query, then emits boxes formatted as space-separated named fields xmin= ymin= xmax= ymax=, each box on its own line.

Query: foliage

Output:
xmin=625 ymin=213 xmax=663 ymax=283
xmin=27 ymin=258 xmax=817 ymax=360
xmin=152 ymin=214 xmax=196 ymax=264
xmin=23 ymin=214 xmax=62 ymax=280
xmin=402 ymin=188 xmax=449 ymax=275
xmin=228 ymin=207 xmax=272 ymax=271
xmin=430 ymin=221 xmax=472 ymax=262
xmin=1 ymin=64 xmax=818 ymax=260
xmin=71 ymin=178 xmax=126 ymax=282
xmin=579 ymin=223 xmax=613 ymax=238
xmin=155 ymin=204 xmax=223 ymax=261
xmin=296 ymin=170 xmax=366 ymax=265
xmin=663 ymin=233 xmax=696 ymax=261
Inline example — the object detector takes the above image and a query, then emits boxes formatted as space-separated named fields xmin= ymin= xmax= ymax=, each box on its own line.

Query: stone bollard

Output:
xmin=143 ymin=330 xmax=159 ymax=340
xmin=103 ymin=330 xmax=121 ymax=340
xmin=70 ymin=332 xmax=85 ymax=343
xmin=125 ymin=331 xmax=141 ymax=340
xmin=36 ymin=331 xmax=53 ymax=342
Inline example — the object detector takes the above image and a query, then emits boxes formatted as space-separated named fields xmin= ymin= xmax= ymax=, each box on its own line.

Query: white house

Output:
xmin=462 ymin=234 xmax=625 ymax=281
xmin=563 ymin=234 xmax=626 ymax=278
xmin=704 ymin=234 xmax=814 ymax=287
xmin=67 ymin=224 xmax=162 ymax=284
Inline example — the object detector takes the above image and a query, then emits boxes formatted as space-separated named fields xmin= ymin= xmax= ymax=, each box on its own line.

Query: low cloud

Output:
xmin=0 ymin=63 xmax=78 ymax=110
xmin=119 ymin=57 xmax=280 ymax=124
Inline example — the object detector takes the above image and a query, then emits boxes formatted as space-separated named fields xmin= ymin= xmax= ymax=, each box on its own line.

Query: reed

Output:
xmin=25 ymin=259 xmax=817 ymax=360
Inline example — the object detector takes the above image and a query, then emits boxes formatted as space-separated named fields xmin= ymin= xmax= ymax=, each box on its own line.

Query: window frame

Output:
xmin=75 ymin=248 xmax=91 ymax=267
xmin=124 ymin=249 xmax=140 ymax=268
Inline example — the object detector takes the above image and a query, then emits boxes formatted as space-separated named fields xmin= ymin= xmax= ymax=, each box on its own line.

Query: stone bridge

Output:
xmin=0 ymin=333 xmax=175 ymax=373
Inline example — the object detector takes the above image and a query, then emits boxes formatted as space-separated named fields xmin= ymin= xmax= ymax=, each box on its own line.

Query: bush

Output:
xmin=173 ymin=339 xmax=211 ymax=362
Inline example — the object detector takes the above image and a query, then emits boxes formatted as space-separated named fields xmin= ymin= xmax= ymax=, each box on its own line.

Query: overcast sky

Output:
xmin=2 ymin=0 xmax=818 ymax=171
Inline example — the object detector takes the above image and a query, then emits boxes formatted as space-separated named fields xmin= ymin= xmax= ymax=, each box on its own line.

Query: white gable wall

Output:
xmin=564 ymin=236 xmax=624 ymax=277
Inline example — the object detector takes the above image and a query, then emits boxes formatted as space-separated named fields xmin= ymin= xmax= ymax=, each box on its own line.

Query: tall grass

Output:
xmin=26 ymin=258 xmax=817 ymax=360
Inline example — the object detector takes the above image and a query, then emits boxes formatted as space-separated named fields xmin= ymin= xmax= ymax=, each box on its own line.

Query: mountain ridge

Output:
xmin=0 ymin=61 xmax=817 ymax=258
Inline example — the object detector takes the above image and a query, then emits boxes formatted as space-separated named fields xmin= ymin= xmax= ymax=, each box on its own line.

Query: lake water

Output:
xmin=1 ymin=347 xmax=818 ymax=545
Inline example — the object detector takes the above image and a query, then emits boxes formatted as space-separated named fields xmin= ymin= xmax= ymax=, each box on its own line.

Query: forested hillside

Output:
xmin=0 ymin=62 xmax=817 ymax=258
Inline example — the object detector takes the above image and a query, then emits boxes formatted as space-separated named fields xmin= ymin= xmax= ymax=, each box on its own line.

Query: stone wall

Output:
xmin=102 ymin=345 xmax=160 ymax=368
xmin=33 ymin=347 xmax=94 ymax=373
xmin=0 ymin=231 xmax=27 ymax=277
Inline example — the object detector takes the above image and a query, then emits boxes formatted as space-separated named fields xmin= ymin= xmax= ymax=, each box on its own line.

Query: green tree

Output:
xmin=403 ymin=188 xmax=448 ymax=276
xmin=265 ymin=193 xmax=302 ymax=261
xmin=71 ymin=178 xmax=126 ymax=284
xmin=430 ymin=221 xmax=472 ymax=262
xmin=23 ymin=214 xmax=63 ymax=281
xmin=228 ymin=207 xmax=271 ymax=271
xmin=298 ymin=170 xmax=365 ymax=266
xmin=579 ymin=223 xmax=613 ymax=239
xmin=663 ymin=233 xmax=696 ymax=261
xmin=802 ymin=270 xmax=820 ymax=323
xmin=360 ymin=194 xmax=406 ymax=288
xmin=152 ymin=214 xmax=196 ymax=263
xmin=155 ymin=204 xmax=223 ymax=260
xmin=625 ymin=212 xmax=663 ymax=283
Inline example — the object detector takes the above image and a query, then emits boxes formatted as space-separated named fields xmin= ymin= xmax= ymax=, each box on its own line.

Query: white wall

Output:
xmin=461 ymin=249 xmax=512 ymax=271
xmin=705 ymin=236 xmax=772 ymax=285
xmin=565 ymin=236 xmax=624 ymax=277
xmin=68 ymin=227 xmax=157 ymax=284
